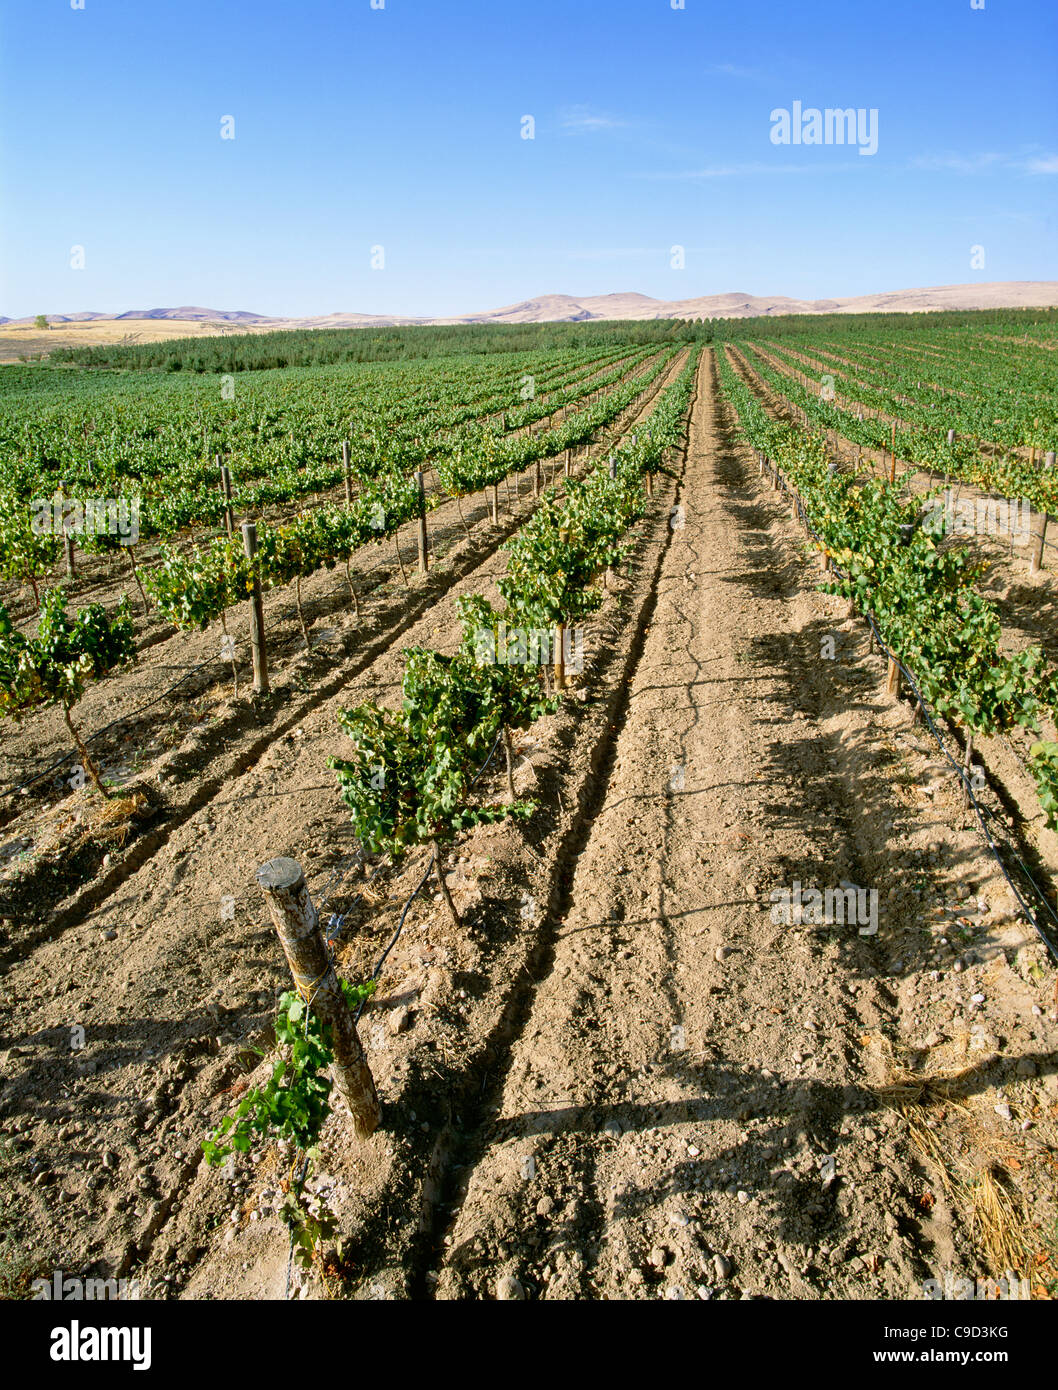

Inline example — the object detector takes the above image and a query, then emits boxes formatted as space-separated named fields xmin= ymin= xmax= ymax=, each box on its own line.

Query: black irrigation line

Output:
xmin=762 ymin=452 xmax=1058 ymax=966
xmin=0 ymin=577 xmax=368 ymax=804
xmin=315 ymin=729 xmax=505 ymax=1026
xmin=3 ymin=360 xmax=668 ymax=806
xmin=282 ymin=729 xmax=504 ymax=1297
xmin=328 ymin=387 xmax=677 ymax=1005
xmin=0 ymin=650 xmax=225 ymax=800
xmin=745 ymin=346 xmax=1058 ymax=553
xmin=0 ymin=540 xmax=412 ymax=802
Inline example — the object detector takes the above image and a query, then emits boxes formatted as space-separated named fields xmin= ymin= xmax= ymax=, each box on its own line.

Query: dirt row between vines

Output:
xmin=0 ymin=351 xmax=686 ymax=945
xmin=727 ymin=344 xmax=1058 ymax=900
xmin=0 ymin=349 xmax=690 ymax=1297
xmin=742 ymin=339 xmax=1058 ymax=618
xmin=755 ymin=338 xmax=1041 ymax=467
xmin=3 ymin=349 xmax=1054 ymax=1303
xmin=0 ymin=347 xmax=649 ymax=627
xmin=729 ymin=340 xmax=1058 ymax=666
xmin=415 ymin=349 xmax=1057 ymax=1301
xmin=732 ymin=342 xmax=1058 ymax=616
xmin=0 ymin=347 xmax=666 ymax=810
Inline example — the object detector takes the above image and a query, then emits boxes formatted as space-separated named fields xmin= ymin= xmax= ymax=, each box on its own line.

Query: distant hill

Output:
xmin=6 ymin=282 xmax=1057 ymax=333
xmin=112 ymin=306 xmax=270 ymax=323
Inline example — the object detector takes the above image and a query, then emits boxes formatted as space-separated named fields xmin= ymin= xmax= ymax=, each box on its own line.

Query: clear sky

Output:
xmin=1 ymin=0 xmax=1055 ymax=319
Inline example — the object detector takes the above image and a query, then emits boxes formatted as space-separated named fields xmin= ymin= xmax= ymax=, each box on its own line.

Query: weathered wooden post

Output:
xmin=220 ymin=466 xmax=234 ymax=537
xmin=415 ymin=470 xmax=428 ymax=573
xmin=946 ymin=429 xmax=955 ymax=446
xmin=534 ymin=456 xmax=542 ymax=496
xmin=342 ymin=441 xmax=352 ymax=506
xmin=257 ymin=857 xmax=380 ymax=1139
xmin=242 ymin=521 xmax=269 ymax=695
xmin=1030 ymin=510 xmax=1048 ymax=575
xmin=886 ymin=654 xmax=901 ymax=698
xmin=1044 ymin=451 xmax=1056 ymax=471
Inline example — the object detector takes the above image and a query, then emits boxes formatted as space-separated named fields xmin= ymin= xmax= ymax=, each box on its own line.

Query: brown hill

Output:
xmin=4 ymin=284 xmax=1055 ymax=356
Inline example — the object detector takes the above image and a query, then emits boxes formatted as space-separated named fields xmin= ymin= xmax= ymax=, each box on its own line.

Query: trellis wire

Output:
xmin=765 ymin=454 xmax=1058 ymax=964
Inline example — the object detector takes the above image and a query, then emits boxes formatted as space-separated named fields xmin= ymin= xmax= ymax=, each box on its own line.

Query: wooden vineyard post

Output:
xmin=644 ymin=470 xmax=653 ymax=496
xmin=554 ymin=622 xmax=567 ymax=690
xmin=962 ymin=734 xmax=975 ymax=808
xmin=534 ymin=456 xmax=542 ymax=496
xmin=220 ymin=466 xmax=234 ymax=537
xmin=490 ymin=484 xmax=499 ymax=524
xmin=1030 ymin=510 xmax=1048 ymax=574
xmin=241 ymin=522 xmax=269 ymax=695
xmin=342 ymin=441 xmax=352 ymax=506
xmin=63 ymin=527 xmax=76 ymax=580
xmin=889 ymin=423 xmax=897 ymax=486
xmin=1045 ymin=452 xmax=1056 ymax=471
xmin=947 ymin=429 xmax=956 ymax=446
xmin=564 ymin=448 xmax=571 ymax=477
xmin=256 ymin=857 xmax=380 ymax=1140
xmin=605 ymin=457 xmax=618 ymax=588
xmin=886 ymin=653 xmax=901 ymax=699
xmin=415 ymin=470 xmax=428 ymax=574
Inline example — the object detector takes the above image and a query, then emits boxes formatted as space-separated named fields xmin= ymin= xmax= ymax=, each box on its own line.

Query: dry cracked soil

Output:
xmin=2 ymin=349 xmax=1055 ymax=1303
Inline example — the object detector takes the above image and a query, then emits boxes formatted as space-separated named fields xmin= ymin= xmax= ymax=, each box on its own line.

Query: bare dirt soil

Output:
xmin=726 ymin=345 xmax=1058 ymax=890
xmin=1 ymin=350 xmax=1055 ymax=1302
xmin=0 ymin=352 xmax=678 ymax=940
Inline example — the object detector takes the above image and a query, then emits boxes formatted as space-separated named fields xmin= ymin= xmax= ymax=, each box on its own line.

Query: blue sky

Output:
xmin=2 ymin=0 xmax=1055 ymax=318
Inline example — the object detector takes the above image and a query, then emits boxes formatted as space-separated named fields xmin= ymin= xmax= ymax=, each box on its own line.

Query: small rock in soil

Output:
xmin=496 ymin=1274 xmax=525 ymax=1301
